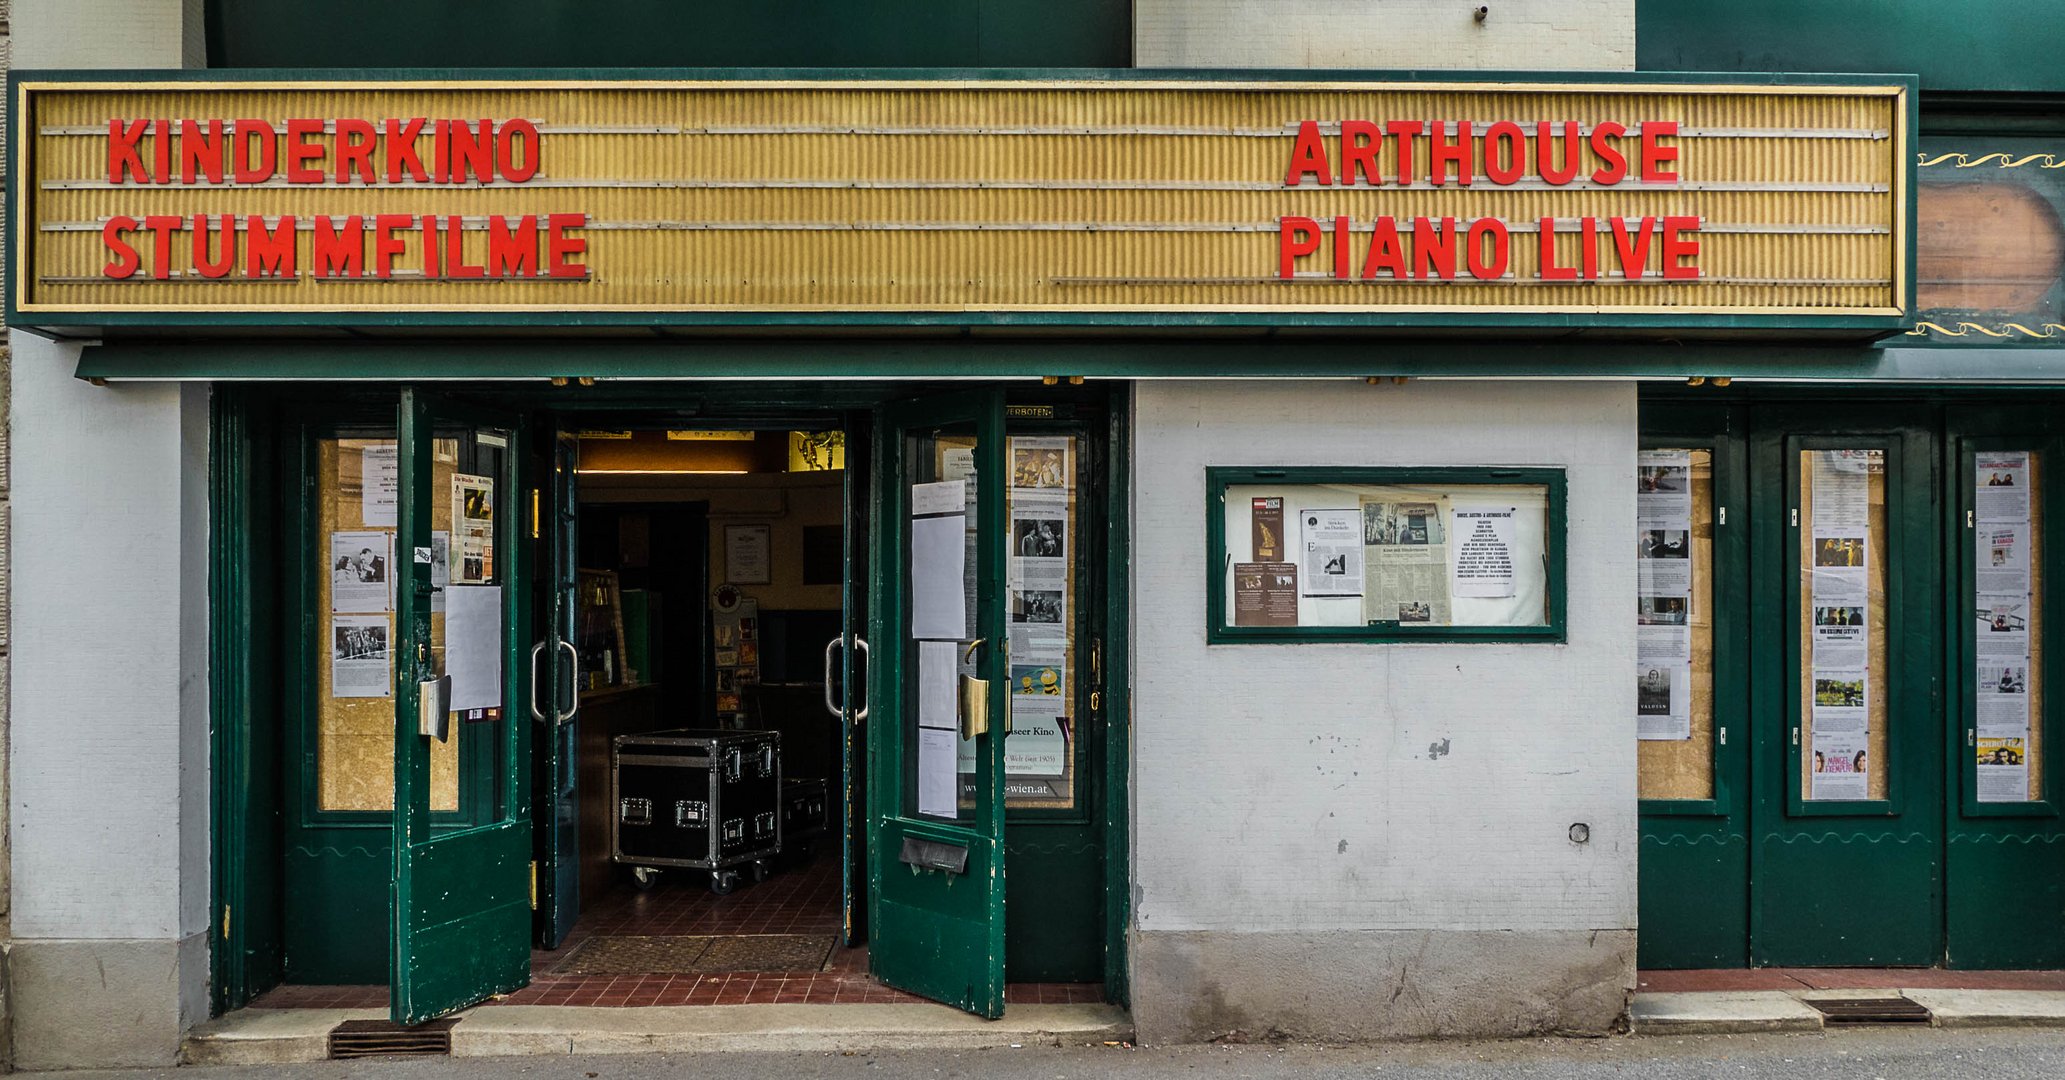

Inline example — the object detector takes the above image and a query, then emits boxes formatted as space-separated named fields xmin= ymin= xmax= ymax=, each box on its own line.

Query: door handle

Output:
xmin=420 ymin=675 xmax=453 ymax=742
xmin=959 ymin=638 xmax=991 ymax=739
xmin=823 ymin=636 xmax=845 ymax=719
xmin=528 ymin=641 xmax=549 ymax=723
xmin=556 ymin=639 xmax=581 ymax=725
xmin=852 ymin=637 xmax=871 ymax=722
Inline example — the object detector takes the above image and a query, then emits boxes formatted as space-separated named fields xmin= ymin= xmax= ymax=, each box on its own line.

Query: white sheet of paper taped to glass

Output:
xmin=918 ymin=640 xmax=959 ymax=731
xmin=445 ymin=584 xmax=505 ymax=713
xmin=918 ymin=728 xmax=959 ymax=817
xmin=910 ymin=514 xmax=969 ymax=640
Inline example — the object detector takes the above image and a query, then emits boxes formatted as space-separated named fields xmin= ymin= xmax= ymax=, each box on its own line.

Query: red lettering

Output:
xmin=334 ymin=119 xmax=377 ymax=184
xmin=143 ymin=215 xmax=181 ymax=279
xmin=1385 ymin=121 xmax=1423 ymax=185
xmin=1430 ymin=122 xmax=1472 ymax=187
xmin=486 ymin=214 xmax=539 ymax=277
xmin=547 ymin=213 xmax=587 ymax=278
xmin=1466 ymin=218 xmax=1508 ymax=280
xmin=1278 ymin=217 xmax=1321 ymax=278
xmin=1538 ymin=218 xmax=1577 ymax=281
xmin=313 ymin=215 xmax=365 ymax=278
xmin=107 ymin=119 xmax=150 ymax=184
xmin=1589 ymin=120 xmax=1628 ymax=185
xmin=284 ymin=118 xmax=326 ymax=183
xmin=245 ymin=215 xmax=296 ymax=278
xmin=190 ymin=213 xmax=236 ymax=279
xmin=422 ymin=215 xmax=442 ymax=278
xmin=232 ymin=119 xmax=277 ymax=184
xmin=152 ymin=119 xmax=172 ymax=184
xmin=447 ymin=119 xmax=495 ymax=184
xmin=385 ymin=118 xmax=428 ymax=183
xmin=101 ymin=216 xmax=141 ymax=278
xmin=1611 ymin=216 xmax=1655 ymax=280
xmin=497 ymin=119 xmax=540 ymax=183
xmin=1482 ymin=121 xmax=1525 ymax=185
xmin=1339 ymin=120 xmax=1381 ymax=186
xmin=1360 ymin=216 xmax=1406 ymax=279
xmin=1580 ymin=216 xmax=1600 ymax=280
xmin=1332 ymin=216 xmax=1352 ymax=279
xmin=1285 ymin=121 xmax=1332 ymax=186
xmin=178 ymin=119 xmax=226 ymax=184
xmin=1413 ymin=217 xmax=1458 ymax=280
xmin=1535 ymin=122 xmax=1581 ymax=186
xmin=1661 ymin=215 xmax=1701 ymax=279
xmin=447 ymin=215 xmax=484 ymax=278
xmin=373 ymin=214 xmax=411 ymax=278
xmin=1641 ymin=121 xmax=1680 ymax=183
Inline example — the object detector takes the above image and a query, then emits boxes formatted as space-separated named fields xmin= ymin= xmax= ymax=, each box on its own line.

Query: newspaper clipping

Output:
xmin=1300 ymin=509 xmax=1365 ymax=598
xmin=1360 ymin=499 xmax=1448 ymax=623
xmin=1976 ymin=451 xmax=2034 ymax=802
xmin=1637 ymin=451 xmax=1694 ymax=740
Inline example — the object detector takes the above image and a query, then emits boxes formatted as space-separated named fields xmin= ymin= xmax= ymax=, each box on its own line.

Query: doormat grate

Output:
xmin=328 ymin=1018 xmax=455 ymax=1058
xmin=552 ymin=934 xmax=837 ymax=976
xmin=1806 ymin=996 xmax=1935 ymax=1025
xmin=692 ymin=934 xmax=837 ymax=973
xmin=553 ymin=935 xmax=717 ymax=975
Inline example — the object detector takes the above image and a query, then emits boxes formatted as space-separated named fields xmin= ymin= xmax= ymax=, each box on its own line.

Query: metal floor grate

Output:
xmin=1806 ymin=996 xmax=1935 ymax=1025
xmin=328 ymin=1018 xmax=456 ymax=1058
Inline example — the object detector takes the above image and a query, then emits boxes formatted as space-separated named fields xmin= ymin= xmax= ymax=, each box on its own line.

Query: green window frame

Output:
xmin=1205 ymin=466 xmax=1568 ymax=645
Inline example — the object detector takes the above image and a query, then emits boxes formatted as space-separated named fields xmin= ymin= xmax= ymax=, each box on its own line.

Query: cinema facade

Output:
xmin=9 ymin=59 xmax=2065 ymax=1069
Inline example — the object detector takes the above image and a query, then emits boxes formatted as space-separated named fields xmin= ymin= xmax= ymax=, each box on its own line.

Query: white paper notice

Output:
xmin=918 ymin=728 xmax=959 ymax=818
xmin=331 ymin=615 xmax=392 ymax=698
xmin=1299 ymin=509 xmax=1364 ymax=597
xmin=1976 ymin=452 xmax=2031 ymax=525
xmin=918 ymin=640 xmax=959 ymax=731
xmin=445 ymin=585 xmax=504 ymax=713
xmin=360 ymin=443 xmax=398 ymax=527
xmin=910 ymin=513 xmax=969 ymax=640
xmin=1451 ymin=504 xmax=1520 ymax=599
xmin=911 ymin=479 xmax=967 ymax=517
xmin=330 ymin=531 xmax=393 ymax=613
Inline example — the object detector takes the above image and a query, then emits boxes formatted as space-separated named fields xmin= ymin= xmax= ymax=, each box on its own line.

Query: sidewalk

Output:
xmin=1632 ymin=969 xmax=2065 ymax=1035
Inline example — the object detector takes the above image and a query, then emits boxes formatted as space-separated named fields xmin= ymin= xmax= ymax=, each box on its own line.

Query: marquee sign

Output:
xmin=9 ymin=75 xmax=1913 ymax=328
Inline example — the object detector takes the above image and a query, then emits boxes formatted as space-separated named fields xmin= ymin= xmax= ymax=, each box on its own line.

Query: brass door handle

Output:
xmin=960 ymin=672 xmax=991 ymax=741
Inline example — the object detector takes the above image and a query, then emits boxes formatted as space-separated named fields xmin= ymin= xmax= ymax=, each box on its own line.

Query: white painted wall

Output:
xmin=1129 ymin=379 xmax=1637 ymax=935
xmin=8 ymin=335 xmax=210 ymax=942
xmin=1136 ymin=0 xmax=1635 ymax=71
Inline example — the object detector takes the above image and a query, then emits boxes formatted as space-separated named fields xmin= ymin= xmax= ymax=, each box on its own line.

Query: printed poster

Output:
xmin=1636 ymin=450 xmax=1695 ymax=740
xmin=1450 ymin=504 xmax=1520 ymax=599
xmin=1233 ymin=562 xmax=1299 ymax=627
xmin=359 ymin=443 xmax=398 ymax=527
xmin=1976 ymin=452 xmax=2031 ymax=525
xmin=1972 ymin=453 xmax=2034 ymax=802
xmin=452 ymin=473 xmax=496 ymax=585
xmin=329 ymin=530 xmax=392 ymax=613
xmin=1251 ymin=496 xmax=1285 ymax=561
xmin=330 ymin=615 xmax=392 ymax=698
xmin=1009 ymin=436 xmax=1072 ymax=491
xmin=1979 ymin=737 xmax=2031 ymax=802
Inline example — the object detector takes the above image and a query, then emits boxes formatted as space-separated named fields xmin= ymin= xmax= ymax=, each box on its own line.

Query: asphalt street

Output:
xmin=31 ymin=1027 xmax=2065 ymax=1080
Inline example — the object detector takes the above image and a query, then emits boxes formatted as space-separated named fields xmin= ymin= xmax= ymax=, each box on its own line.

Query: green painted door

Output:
xmin=390 ymin=389 xmax=535 ymax=1024
xmin=868 ymin=390 xmax=1010 ymax=1017
xmin=535 ymin=429 xmax=582 ymax=948
xmin=1945 ymin=407 xmax=2065 ymax=968
xmin=1750 ymin=410 xmax=1943 ymax=965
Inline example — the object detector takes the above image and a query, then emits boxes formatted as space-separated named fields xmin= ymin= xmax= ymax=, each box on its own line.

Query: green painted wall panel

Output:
xmin=1638 ymin=0 xmax=2063 ymax=92
xmin=207 ymin=0 xmax=1130 ymax=69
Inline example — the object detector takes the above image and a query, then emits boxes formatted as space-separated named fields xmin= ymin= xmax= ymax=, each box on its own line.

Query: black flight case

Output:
xmin=611 ymin=728 xmax=781 ymax=894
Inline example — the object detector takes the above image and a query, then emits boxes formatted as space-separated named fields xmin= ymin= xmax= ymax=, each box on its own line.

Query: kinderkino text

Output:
xmin=1275 ymin=119 xmax=1701 ymax=282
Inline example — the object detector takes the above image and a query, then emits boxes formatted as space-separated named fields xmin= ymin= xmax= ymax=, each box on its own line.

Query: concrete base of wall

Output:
xmin=1129 ymin=928 xmax=1635 ymax=1044
xmin=9 ymin=933 xmax=207 ymax=1070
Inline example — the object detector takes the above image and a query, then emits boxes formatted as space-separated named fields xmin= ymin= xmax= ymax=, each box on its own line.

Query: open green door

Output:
xmin=392 ymin=388 xmax=534 ymax=1025
xmin=869 ymin=390 xmax=1009 ymax=1017
xmin=534 ymin=429 xmax=582 ymax=948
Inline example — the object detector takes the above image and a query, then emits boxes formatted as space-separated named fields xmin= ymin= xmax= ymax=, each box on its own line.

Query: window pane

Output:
xmin=905 ymin=428 xmax=978 ymax=822
xmin=1637 ymin=449 xmax=1714 ymax=801
xmin=1800 ymin=449 xmax=1887 ymax=802
xmin=1002 ymin=435 xmax=1078 ymax=811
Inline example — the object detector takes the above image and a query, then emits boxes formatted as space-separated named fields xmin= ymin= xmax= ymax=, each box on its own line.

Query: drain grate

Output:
xmin=328 ymin=1018 xmax=456 ymax=1059
xmin=1806 ymin=996 xmax=1935 ymax=1026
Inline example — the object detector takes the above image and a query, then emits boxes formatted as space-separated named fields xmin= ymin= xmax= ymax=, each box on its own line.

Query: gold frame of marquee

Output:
xmin=11 ymin=77 xmax=1914 ymax=321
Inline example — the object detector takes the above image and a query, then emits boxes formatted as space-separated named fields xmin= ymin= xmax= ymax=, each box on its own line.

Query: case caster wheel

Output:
xmin=751 ymin=860 xmax=771 ymax=883
xmin=631 ymin=866 xmax=661 ymax=891
xmin=711 ymin=870 xmax=741 ymax=895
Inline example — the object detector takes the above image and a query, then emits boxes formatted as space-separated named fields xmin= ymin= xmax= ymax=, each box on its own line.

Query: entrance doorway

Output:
xmin=226 ymin=382 xmax=1124 ymax=1024
xmin=1637 ymin=397 xmax=2065 ymax=970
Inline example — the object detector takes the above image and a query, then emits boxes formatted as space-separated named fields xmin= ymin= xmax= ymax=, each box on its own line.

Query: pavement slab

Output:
xmin=1629 ymin=991 xmax=1824 ymax=1035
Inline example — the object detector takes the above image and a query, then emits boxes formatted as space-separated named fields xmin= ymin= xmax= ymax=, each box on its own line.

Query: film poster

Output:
xmin=331 ymin=614 xmax=392 ymax=698
xmin=1251 ymin=496 xmax=1285 ymax=562
xmin=1636 ymin=450 xmax=1694 ymax=740
xmin=1007 ymin=437 xmax=1072 ymax=783
xmin=1233 ymin=562 xmax=1299 ymax=627
xmin=452 ymin=473 xmax=496 ymax=585
xmin=1360 ymin=499 xmax=1447 ymax=624
xmin=1808 ymin=450 xmax=1876 ymax=800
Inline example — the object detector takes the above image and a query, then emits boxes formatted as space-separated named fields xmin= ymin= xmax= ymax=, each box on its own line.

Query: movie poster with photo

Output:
xmin=329 ymin=530 xmax=392 ymax=614
xmin=331 ymin=615 xmax=392 ymax=698
xmin=452 ymin=473 xmax=496 ymax=585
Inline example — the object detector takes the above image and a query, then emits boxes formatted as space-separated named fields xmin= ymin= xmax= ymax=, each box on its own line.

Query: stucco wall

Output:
xmin=1126 ymin=379 xmax=1638 ymax=1041
xmin=1136 ymin=0 xmax=1635 ymax=71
